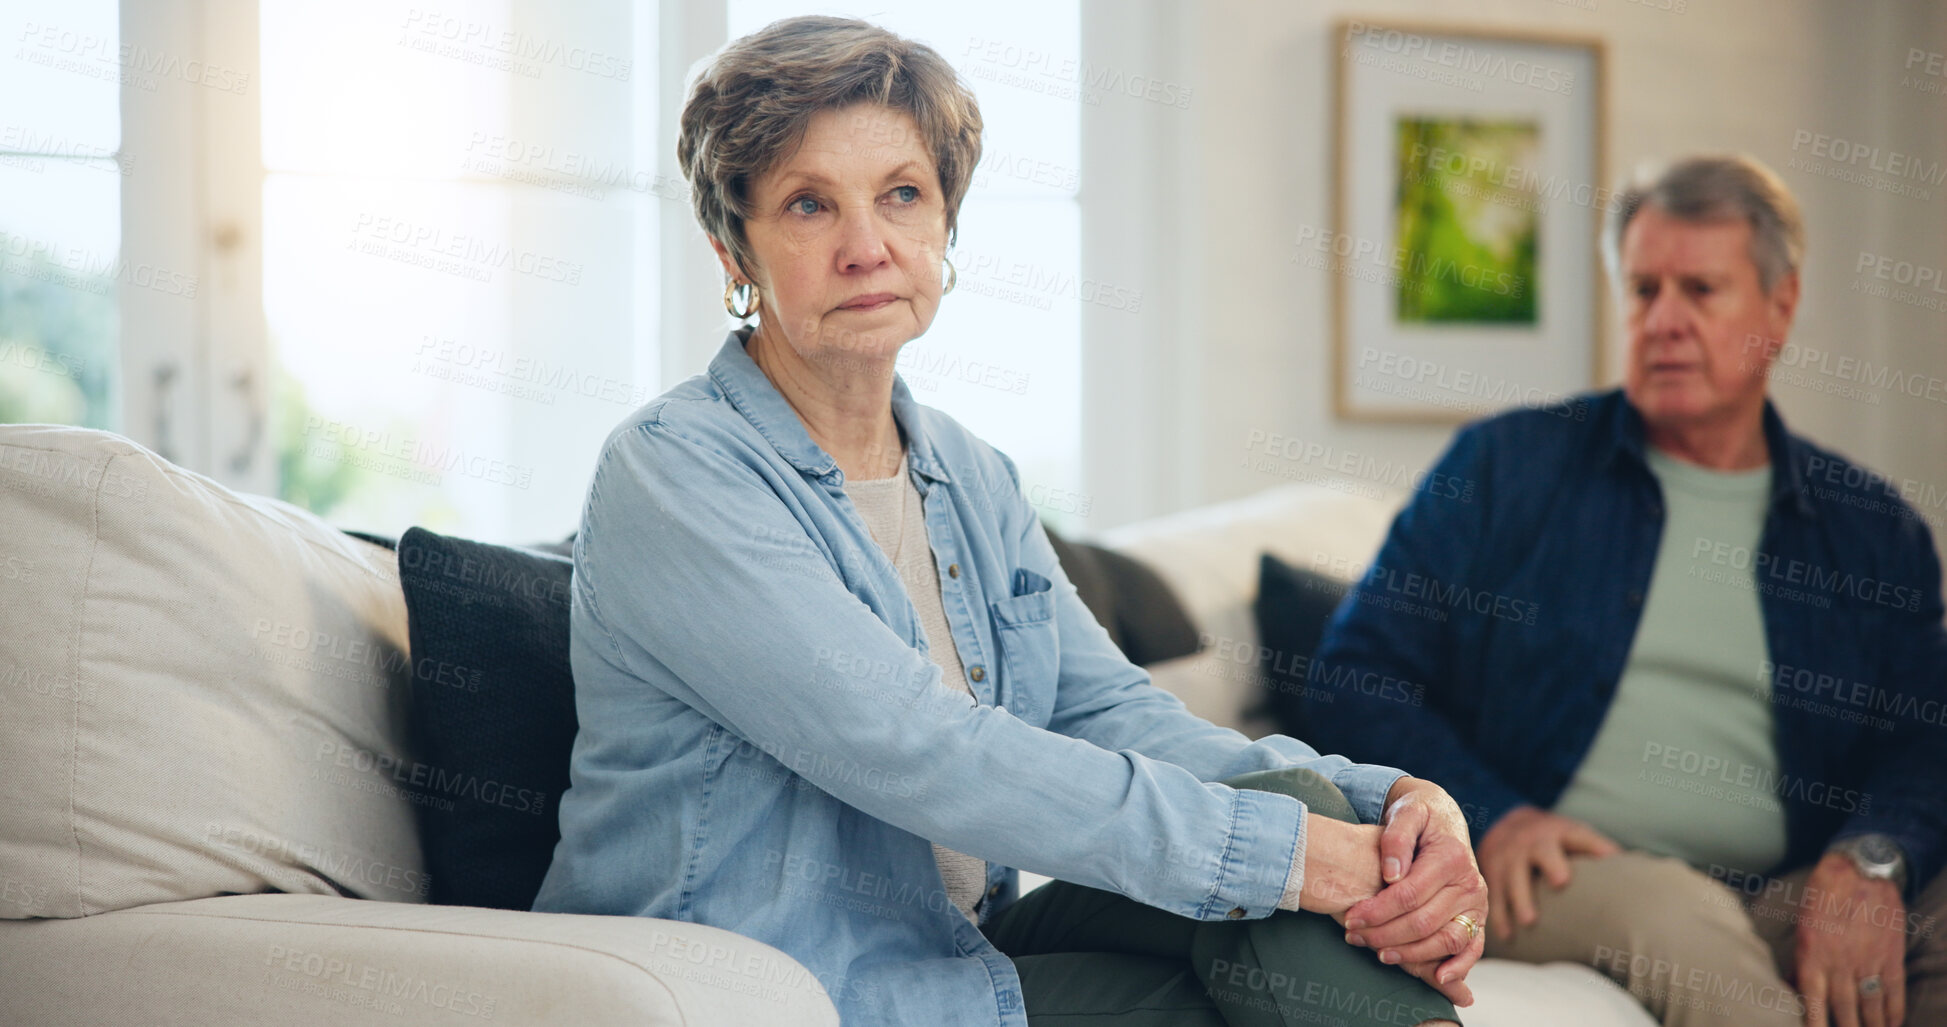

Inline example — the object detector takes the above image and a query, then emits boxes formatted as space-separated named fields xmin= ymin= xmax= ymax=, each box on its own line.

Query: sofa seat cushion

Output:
xmin=396 ymin=527 xmax=577 ymax=911
xmin=0 ymin=425 xmax=424 ymax=919
xmin=0 ymin=893 xmax=839 ymax=1025
xmin=1456 ymin=959 xmax=1658 ymax=1026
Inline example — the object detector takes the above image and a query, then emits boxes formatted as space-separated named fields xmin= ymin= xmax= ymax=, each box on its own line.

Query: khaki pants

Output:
xmin=1483 ymin=850 xmax=1947 ymax=1026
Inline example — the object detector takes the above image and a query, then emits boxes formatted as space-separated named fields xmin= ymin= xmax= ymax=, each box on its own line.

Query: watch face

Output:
xmin=1859 ymin=836 xmax=1899 ymax=867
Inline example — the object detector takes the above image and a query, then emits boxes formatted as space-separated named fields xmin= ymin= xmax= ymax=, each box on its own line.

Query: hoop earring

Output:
xmin=724 ymin=280 xmax=761 ymax=319
xmin=942 ymin=257 xmax=957 ymax=296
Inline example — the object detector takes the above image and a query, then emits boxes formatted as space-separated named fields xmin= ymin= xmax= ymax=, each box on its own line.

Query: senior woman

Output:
xmin=533 ymin=16 xmax=1484 ymax=1027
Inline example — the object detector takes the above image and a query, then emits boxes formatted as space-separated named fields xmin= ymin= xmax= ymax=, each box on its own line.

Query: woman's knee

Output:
xmin=1221 ymin=767 xmax=1357 ymax=823
xmin=1191 ymin=905 xmax=1459 ymax=1026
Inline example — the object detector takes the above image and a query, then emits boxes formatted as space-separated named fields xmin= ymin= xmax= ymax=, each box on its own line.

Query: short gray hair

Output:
xmin=1603 ymin=155 xmax=1805 ymax=294
xmin=678 ymin=16 xmax=983 ymax=282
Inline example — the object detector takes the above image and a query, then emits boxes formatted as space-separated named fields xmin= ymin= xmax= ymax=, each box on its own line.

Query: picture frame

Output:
xmin=1330 ymin=20 xmax=1608 ymax=422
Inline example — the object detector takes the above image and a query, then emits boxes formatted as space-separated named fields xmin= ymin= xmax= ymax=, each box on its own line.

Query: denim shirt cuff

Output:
xmin=1278 ymin=812 xmax=1310 ymax=911
xmin=1332 ymin=763 xmax=1411 ymax=825
xmin=1211 ymin=787 xmax=1309 ymax=921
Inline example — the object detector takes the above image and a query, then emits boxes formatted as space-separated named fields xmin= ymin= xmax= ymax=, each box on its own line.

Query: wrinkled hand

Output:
xmin=1477 ymin=805 xmax=1619 ymax=942
xmin=1794 ymin=853 xmax=1907 ymax=1027
xmin=1337 ymin=778 xmax=1490 ymax=1008
xmin=1296 ymin=814 xmax=1385 ymax=917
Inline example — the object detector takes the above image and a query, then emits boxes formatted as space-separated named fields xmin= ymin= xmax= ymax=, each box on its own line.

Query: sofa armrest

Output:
xmin=0 ymin=893 xmax=837 ymax=1026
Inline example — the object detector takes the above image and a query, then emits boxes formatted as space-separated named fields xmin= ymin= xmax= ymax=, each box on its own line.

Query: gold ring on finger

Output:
xmin=1450 ymin=912 xmax=1482 ymax=941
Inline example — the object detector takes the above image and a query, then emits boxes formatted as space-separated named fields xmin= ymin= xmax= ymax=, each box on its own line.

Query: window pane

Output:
xmin=264 ymin=173 xmax=652 ymax=543
xmin=261 ymin=1 xmax=657 ymax=544
xmin=0 ymin=142 xmax=119 ymax=432
xmin=262 ymin=2 xmax=647 ymax=178
xmin=0 ymin=0 xmax=121 ymax=156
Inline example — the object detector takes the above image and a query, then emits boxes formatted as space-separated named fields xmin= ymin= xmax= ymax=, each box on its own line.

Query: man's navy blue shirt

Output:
xmin=1306 ymin=389 xmax=1947 ymax=890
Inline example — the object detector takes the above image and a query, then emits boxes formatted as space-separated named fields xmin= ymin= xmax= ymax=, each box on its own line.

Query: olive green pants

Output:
xmin=982 ymin=768 xmax=1458 ymax=1026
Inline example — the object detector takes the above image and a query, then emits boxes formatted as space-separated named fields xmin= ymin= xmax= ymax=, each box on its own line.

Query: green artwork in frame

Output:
xmin=1392 ymin=116 xmax=1540 ymax=324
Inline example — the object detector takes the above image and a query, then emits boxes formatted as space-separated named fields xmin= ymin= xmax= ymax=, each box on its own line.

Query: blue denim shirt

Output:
xmin=1307 ymin=390 xmax=1947 ymax=892
xmin=533 ymin=329 xmax=1407 ymax=1027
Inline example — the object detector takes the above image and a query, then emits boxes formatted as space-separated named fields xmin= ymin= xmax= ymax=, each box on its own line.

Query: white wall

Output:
xmin=1081 ymin=0 xmax=1947 ymax=531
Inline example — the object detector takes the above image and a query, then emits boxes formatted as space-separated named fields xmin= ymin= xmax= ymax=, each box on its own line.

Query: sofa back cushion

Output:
xmin=0 ymin=425 xmax=426 ymax=919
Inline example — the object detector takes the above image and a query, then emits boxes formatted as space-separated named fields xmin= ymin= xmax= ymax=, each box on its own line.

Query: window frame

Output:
xmin=115 ymin=0 xmax=268 ymax=490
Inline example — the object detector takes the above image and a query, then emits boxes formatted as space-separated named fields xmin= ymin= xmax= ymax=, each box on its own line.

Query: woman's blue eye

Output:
xmin=893 ymin=186 xmax=918 ymax=203
xmin=791 ymin=197 xmax=820 ymax=216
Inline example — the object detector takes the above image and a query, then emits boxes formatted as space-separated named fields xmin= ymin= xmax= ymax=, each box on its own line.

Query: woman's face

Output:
xmin=723 ymin=103 xmax=950 ymax=369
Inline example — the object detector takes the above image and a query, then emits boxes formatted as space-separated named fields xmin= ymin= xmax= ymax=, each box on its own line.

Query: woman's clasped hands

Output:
xmin=1296 ymin=777 xmax=1490 ymax=1008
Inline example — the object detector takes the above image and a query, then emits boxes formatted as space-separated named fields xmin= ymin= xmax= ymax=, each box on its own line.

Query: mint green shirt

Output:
xmin=1552 ymin=446 xmax=1787 ymax=876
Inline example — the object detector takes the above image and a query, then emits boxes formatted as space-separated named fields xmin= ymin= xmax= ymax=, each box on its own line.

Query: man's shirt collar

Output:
xmin=1607 ymin=390 xmax=1815 ymax=517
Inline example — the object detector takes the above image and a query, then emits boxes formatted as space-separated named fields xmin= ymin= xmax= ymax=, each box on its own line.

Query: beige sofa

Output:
xmin=0 ymin=425 xmax=837 ymax=1026
xmin=0 ymin=424 xmax=1650 ymax=1025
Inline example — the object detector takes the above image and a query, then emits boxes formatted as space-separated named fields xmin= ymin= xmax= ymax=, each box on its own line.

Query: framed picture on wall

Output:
xmin=1330 ymin=21 xmax=1607 ymax=422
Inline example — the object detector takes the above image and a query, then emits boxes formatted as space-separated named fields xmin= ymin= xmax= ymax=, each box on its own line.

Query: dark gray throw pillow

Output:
xmin=1251 ymin=553 xmax=1353 ymax=738
xmin=396 ymin=527 xmax=577 ymax=911
xmin=1043 ymin=526 xmax=1201 ymax=667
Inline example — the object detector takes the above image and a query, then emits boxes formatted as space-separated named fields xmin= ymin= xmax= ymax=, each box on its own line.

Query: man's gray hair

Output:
xmin=1603 ymin=155 xmax=1805 ymax=294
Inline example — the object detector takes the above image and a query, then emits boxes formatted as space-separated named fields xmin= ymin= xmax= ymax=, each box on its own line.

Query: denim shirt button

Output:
xmin=969 ymin=665 xmax=986 ymax=682
xmin=948 ymin=563 xmax=961 ymax=579
xmin=1227 ymin=907 xmax=1246 ymax=919
xmin=988 ymin=883 xmax=1002 ymax=898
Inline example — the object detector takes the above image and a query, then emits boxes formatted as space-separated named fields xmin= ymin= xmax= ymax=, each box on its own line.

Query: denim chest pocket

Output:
xmin=987 ymin=568 xmax=1058 ymax=726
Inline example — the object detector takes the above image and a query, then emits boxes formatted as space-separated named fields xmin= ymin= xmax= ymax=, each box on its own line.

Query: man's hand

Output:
xmin=1794 ymin=852 xmax=1907 ymax=1027
xmin=1476 ymin=804 xmax=1619 ymax=942
xmin=1337 ymin=777 xmax=1490 ymax=1008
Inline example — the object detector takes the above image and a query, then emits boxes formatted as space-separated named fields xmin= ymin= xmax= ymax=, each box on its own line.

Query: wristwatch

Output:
xmin=1829 ymin=834 xmax=1908 ymax=892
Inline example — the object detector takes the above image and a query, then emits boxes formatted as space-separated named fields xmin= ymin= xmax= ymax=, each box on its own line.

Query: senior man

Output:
xmin=1296 ymin=154 xmax=1947 ymax=1027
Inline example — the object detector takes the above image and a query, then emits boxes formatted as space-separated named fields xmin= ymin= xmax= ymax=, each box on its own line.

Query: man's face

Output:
xmin=1619 ymin=205 xmax=1798 ymax=432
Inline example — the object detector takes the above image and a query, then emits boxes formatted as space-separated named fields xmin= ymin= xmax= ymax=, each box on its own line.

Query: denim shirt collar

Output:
xmin=706 ymin=326 xmax=954 ymax=487
xmin=1606 ymin=389 xmax=1816 ymax=518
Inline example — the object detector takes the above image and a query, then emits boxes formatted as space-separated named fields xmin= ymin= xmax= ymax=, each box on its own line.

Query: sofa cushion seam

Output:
xmin=67 ymin=448 xmax=111 ymax=917
xmin=114 ymin=906 xmax=697 ymax=1015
